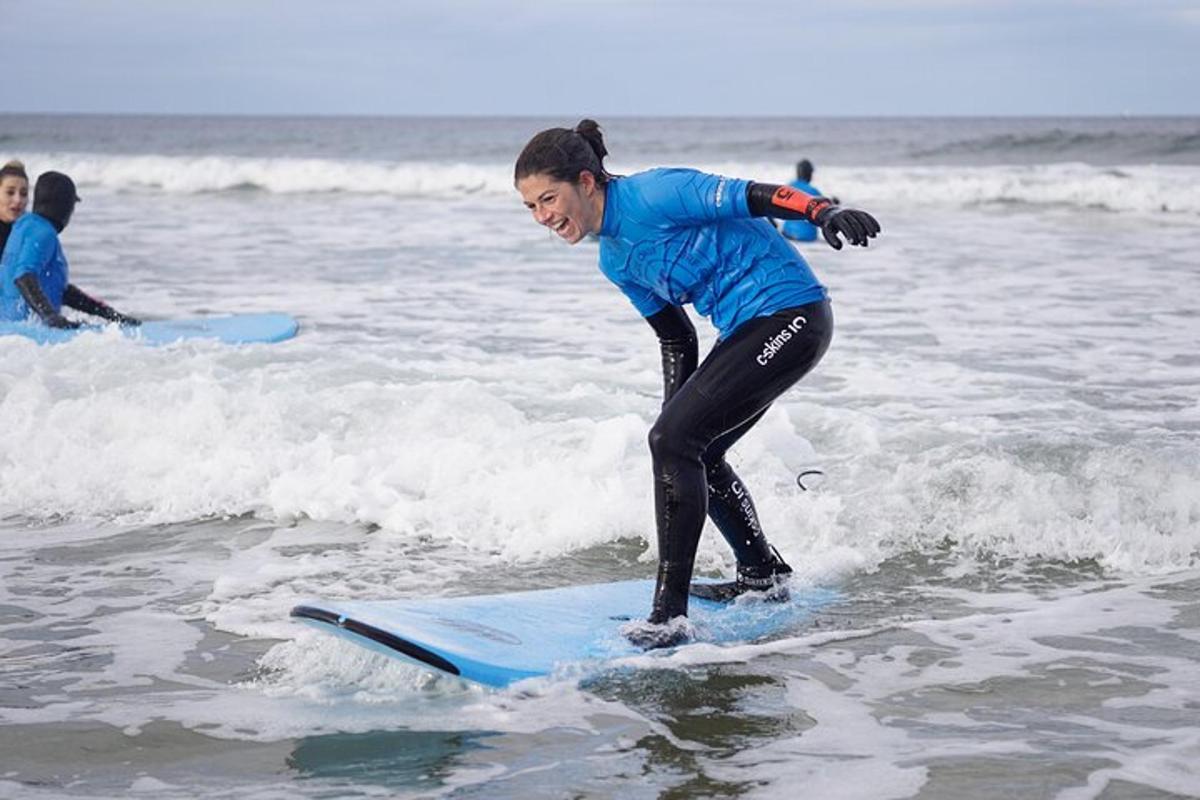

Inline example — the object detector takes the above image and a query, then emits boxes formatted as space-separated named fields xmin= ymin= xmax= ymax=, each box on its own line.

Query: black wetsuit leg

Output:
xmin=646 ymin=299 xmax=833 ymax=625
xmin=702 ymin=410 xmax=773 ymax=566
xmin=646 ymin=306 xmax=783 ymax=567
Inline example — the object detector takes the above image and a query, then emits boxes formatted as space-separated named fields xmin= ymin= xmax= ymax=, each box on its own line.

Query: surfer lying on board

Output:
xmin=0 ymin=171 xmax=141 ymax=329
xmin=515 ymin=120 xmax=880 ymax=648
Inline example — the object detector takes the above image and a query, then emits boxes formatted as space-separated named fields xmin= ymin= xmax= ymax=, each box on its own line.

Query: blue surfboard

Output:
xmin=291 ymin=579 xmax=838 ymax=688
xmin=0 ymin=313 xmax=298 ymax=346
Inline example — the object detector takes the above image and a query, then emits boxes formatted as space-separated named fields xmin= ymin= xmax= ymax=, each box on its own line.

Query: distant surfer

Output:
xmin=514 ymin=120 xmax=880 ymax=648
xmin=779 ymin=159 xmax=837 ymax=243
xmin=0 ymin=171 xmax=141 ymax=328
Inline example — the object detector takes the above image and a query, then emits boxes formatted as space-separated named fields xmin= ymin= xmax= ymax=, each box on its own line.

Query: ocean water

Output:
xmin=1 ymin=114 xmax=1200 ymax=799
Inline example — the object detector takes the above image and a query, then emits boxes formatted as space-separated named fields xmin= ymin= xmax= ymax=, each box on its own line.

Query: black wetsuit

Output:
xmin=645 ymin=300 xmax=833 ymax=625
xmin=591 ymin=167 xmax=876 ymax=639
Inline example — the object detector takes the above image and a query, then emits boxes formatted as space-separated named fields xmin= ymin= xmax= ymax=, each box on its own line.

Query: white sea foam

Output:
xmin=3 ymin=333 xmax=1198 ymax=574
xmin=10 ymin=150 xmax=1200 ymax=216
xmin=3 ymin=166 xmax=1199 ymax=575
xmin=0 ymin=337 xmax=652 ymax=559
xmin=12 ymin=151 xmax=508 ymax=197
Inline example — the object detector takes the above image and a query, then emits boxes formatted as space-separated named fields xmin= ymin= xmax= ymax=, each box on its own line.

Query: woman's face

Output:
xmin=517 ymin=171 xmax=602 ymax=245
xmin=0 ymin=176 xmax=29 ymax=224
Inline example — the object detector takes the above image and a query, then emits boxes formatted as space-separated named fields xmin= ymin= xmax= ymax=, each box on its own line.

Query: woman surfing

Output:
xmin=514 ymin=120 xmax=880 ymax=647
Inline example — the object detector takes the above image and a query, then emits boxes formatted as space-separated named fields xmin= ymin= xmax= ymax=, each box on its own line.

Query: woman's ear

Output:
xmin=577 ymin=170 xmax=597 ymax=195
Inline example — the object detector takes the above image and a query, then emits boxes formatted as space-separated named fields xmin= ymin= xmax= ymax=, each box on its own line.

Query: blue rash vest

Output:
xmin=597 ymin=168 xmax=827 ymax=337
xmin=0 ymin=213 xmax=69 ymax=322
xmin=780 ymin=179 xmax=821 ymax=242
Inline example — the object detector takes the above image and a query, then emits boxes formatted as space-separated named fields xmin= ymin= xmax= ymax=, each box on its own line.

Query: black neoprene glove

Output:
xmin=14 ymin=274 xmax=81 ymax=329
xmin=63 ymin=284 xmax=141 ymax=326
xmin=813 ymin=205 xmax=882 ymax=250
xmin=745 ymin=182 xmax=881 ymax=251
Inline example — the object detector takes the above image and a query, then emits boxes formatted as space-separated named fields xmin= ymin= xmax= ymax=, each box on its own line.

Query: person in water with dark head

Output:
xmin=779 ymin=158 xmax=838 ymax=243
xmin=514 ymin=120 xmax=880 ymax=648
xmin=0 ymin=171 xmax=141 ymax=329
xmin=0 ymin=160 xmax=30 ymax=257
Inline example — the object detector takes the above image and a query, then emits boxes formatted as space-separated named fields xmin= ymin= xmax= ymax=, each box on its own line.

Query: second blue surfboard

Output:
xmin=0 ymin=312 xmax=298 ymax=345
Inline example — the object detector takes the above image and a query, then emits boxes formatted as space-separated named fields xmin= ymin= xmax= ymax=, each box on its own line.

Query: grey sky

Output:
xmin=3 ymin=0 xmax=1198 ymax=116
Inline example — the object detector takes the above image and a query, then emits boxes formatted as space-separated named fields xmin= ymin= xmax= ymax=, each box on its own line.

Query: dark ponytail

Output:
xmin=514 ymin=119 xmax=611 ymax=187
xmin=574 ymin=119 xmax=608 ymax=163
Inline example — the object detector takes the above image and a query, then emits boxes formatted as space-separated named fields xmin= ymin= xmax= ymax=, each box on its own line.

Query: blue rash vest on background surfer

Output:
xmin=515 ymin=120 xmax=880 ymax=648
xmin=1 ymin=212 xmax=71 ymax=321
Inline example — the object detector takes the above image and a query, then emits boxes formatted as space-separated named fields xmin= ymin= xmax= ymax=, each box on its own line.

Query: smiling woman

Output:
xmin=0 ymin=160 xmax=31 ymax=257
xmin=513 ymin=119 xmax=880 ymax=648
xmin=514 ymin=119 xmax=610 ymax=244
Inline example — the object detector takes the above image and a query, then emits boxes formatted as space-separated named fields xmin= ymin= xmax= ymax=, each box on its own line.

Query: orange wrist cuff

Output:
xmin=771 ymin=186 xmax=830 ymax=221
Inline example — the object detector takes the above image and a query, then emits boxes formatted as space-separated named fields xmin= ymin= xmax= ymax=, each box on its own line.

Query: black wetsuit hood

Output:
xmin=796 ymin=159 xmax=814 ymax=184
xmin=33 ymin=172 xmax=80 ymax=233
